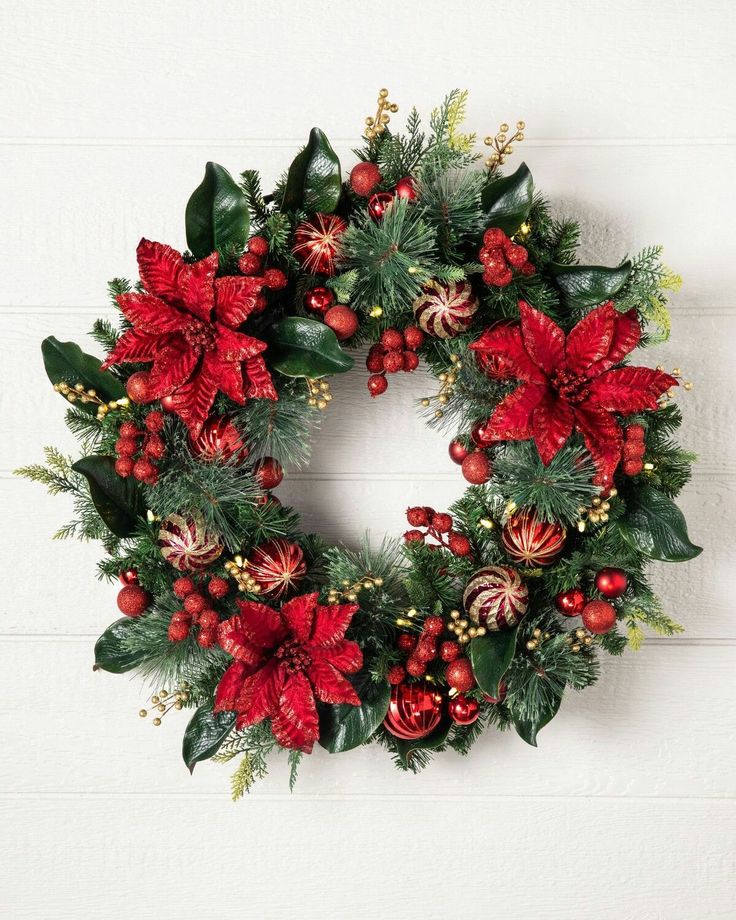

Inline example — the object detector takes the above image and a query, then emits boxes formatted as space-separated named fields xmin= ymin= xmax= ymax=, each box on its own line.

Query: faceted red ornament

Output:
xmin=190 ymin=416 xmax=248 ymax=463
xmin=247 ymin=538 xmax=307 ymax=598
xmin=368 ymin=192 xmax=395 ymax=221
xmin=502 ymin=508 xmax=566 ymax=567
xmin=117 ymin=584 xmax=151 ymax=618
xmin=292 ymin=213 xmax=348 ymax=276
xmin=448 ymin=694 xmax=480 ymax=725
xmin=461 ymin=450 xmax=492 ymax=484
xmin=394 ymin=176 xmax=417 ymax=201
xmin=582 ymin=599 xmax=617 ymax=634
xmin=324 ymin=304 xmax=359 ymax=340
xmin=157 ymin=513 xmax=223 ymax=571
xmin=118 ymin=569 xmax=139 ymax=586
xmin=350 ymin=161 xmax=382 ymax=197
xmin=448 ymin=438 xmax=469 ymax=465
xmin=304 ymin=286 xmax=335 ymax=315
xmin=253 ymin=456 xmax=283 ymax=490
xmin=555 ymin=587 xmax=586 ymax=616
xmin=383 ymin=682 xmax=444 ymax=740
xmin=126 ymin=371 xmax=152 ymax=404
xmin=595 ymin=567 xmax=628 ymax=598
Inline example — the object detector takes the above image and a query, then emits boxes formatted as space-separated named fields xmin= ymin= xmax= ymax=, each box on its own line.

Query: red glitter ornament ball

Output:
xmin=402 ymin=325 xmax=424 ymax=350
xmin=555 ymin=587 xmax=587 ymax=616
xmin=448 ymin=438 xmax=469 ymax=465
xmin=292 ymin=213 xmax=347 ymax=276
xmin=304 ymin=286 xmax=335 ymax=315
xmin=247 ymin=235 xmax=269 ymax=257
xmin=117 ymin=584 xmax=151 ymax=618
xmin=247 ymin=538 xmax=307 ymax=598
xmin=350 ymin=161 xmax=382 ymax=197
xmin=368 ymin=191 xmax=395 ymax=221
xmin=253 ymin=456 xmax=283 ymax=490
xmin=126 ymin=371 xmax=152 ymax=404
xmin=263 ymin=268 xmax=287 ymax=291
xmin=502 ymin=508 xmax=566 ymax=567
xmin=190 ymin=417 xmax=248 ymax=463
xmin=595 ymin=568 xmax=628 ymax=599
xmin=367 ymin=374 xmax=388 ymax=397
xmin=324 ymin=305 xmax=359 ymax=340
xmin=446 ymin=657 xmax=475 ymax=692
xmin=582 ymin=599 xmax=617 ymax=634
xmin=461 ymin=450 xmax=492 ymax=484
xmin=394 ymin=176 xmax=417 ymax=201
xmin=382 ymin=349 xmax=404 ymax=373
xmin=207 ymin=576 xmax=229 ymax=599
xmin=387 ymin=664 xmax=406 ymax=685
xmin=448 ymin=532 xmax=472 ymax=557
xmin=238 ymin=252 xmax=262 ymax=275
xmin=440 ymin=640 xmax=461 ymax=662
xmin=448 ymin=694 xmax=480 ymax=725
xmin=383 ymin=682 xmax=444 ymax=740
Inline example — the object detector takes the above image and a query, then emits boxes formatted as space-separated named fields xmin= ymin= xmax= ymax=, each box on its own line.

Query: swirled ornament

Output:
xmin=501 ymin=508 xmax=566 ymax=567
xmin=412 ymin=279 xmax=478 ymax=338
xmin=157 ymin=513 xmax=223 ymax=571
xmin=462 ymin=565 xmax=529 ymax=630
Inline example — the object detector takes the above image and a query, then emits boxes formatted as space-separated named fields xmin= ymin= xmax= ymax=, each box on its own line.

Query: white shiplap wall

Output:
xmin=1 ymin=2 xmax=735 ymax=918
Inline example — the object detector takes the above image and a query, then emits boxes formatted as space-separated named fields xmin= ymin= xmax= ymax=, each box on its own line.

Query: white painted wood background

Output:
xmin=1 ymin=2 xmax=734 ymax=917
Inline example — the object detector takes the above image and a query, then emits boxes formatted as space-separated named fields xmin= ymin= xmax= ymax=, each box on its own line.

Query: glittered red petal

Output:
xmin=309 ymin=603 xmax=360 ymax=647
xmin=587 ymin=366 xmax=677 ymax=413
xmin=486 ymin=383 xmax=548 ymax=441
xmin=216 ymin=619 xmax=264 ymax=665
xmin=574 ymin=406 xmax=624 ymax=483
xmin=214 ymin=661 xmax=250 ymax=711
xmin=101 ymin=328 xmax=161 ymax=368
xmin=136 ymin=239 xmax=187 ymax=304
xmin=234 ymin=659 xmax=285 ymax=726
xmin=243 ymin=355 xmax=278 ymax=400
xmin=532 ymin=393 xmax=575 ymax=464
xmin=469 ymin=322 xmax=546 ymax=384
xmin=281 ymin=592 xmax=319 ymax=644
xmin=311 ymin=640 xmax=363 ymax=674
xmin=565 ymin=302 xmax=615 ymax=374
xmin=307 ymin=659 xmax=361 ymax=705
xmin=116 ymin=292 xmax=188 ymax=335
xmin=271 ymin=672 xmax=319 ymax=753
xmin=518 ymin=301 xmax=565 ymax=376
xmin=232 ymin=601 xmax=288 ymax=649
xmin=589 ymin=308 xmax=641 ymax=376
xmin=214 ymin=276 xmax=266 ymax=327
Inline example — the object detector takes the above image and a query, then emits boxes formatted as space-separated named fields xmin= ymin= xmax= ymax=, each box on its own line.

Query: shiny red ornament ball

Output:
xmin=118 ymin=569 xmax=139 ymax=586
xmin=303 ymin=286 xmax=335 ymax=315
xmin=582 ymin=599 xmax=617 ymax=634
xmin=324 ymin=305 xmax=359 ymax=340
xmin=461 ymin=450 xmax=492 ymax=484
xmin=117 ymin=584 xmax=151 ymax=618
xmin=248 ymin=538 xmax=307 ymax=598
xmin=555 ymin=588 xmax=586 ymax=616
xmin=190 ymin=417 xmax=247 ymax=463
xmin=394 ymin=176 xmax=417 ymax=201
xmin=448 ymin=439 xmax=469 ymax=465
xmin=368 ymin=192 xmax=394 ymax=221
xmin=470 ymin=419 xmax=494 ymax=448
xmin=253 ymin=456 xmax=283 ymax=490
xmin=446 ymin=657 xmax=475 ymax=692
xmin=350 ymin=161 xmax=382 ymax=197
xmin=448 ymin=694 xmax=480 ymax=725
xmin=292 ymin=213 xmax=347 ymax=276
xmin=502 ymin=508 xmax=566 ymax=567
xmin=367 ymin=374 xmax=388 ymax=397
xmin=126 ymin=371 xmax=152 ymax=404
xmin=595 ymin=567 xmax=628 ymax=599
xmin=383 ymin=682 xmax=444 ymax=740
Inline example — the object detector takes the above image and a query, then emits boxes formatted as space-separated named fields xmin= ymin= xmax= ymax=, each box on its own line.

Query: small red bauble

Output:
xmin=324 ymin=305 xmax=359 ymax=340
xmin=402 ymin=350 xmax=419 ymax=372
xmin=595 ymin=568 xmax=628 ymax=598
xmin=423 ymin=615 xmax=445 ymax=637
xmin=115 ymin=458 xmax=134 ymax=478
xmin=238 ymin=252 xmax=263 ymax=275
xmin=367 ymin=374 xmax=388 ymax=397
xmin=125 ymin=371 xmax=152 ymax=404
xmin=207 ymin=576 xmax=229 ymax=599
xmin=380 ymin=328 xmax=404 ymax=350
xmin=397 ymin=633 xmax=418 ymax=653
xmin=350 ymin=161 xmax=382 ymax=197
xmin=502 ymin=508 xmax=566 ymax=568
xmin=190 ymin=417 xmax=247 ymax=463
xmin=253 ymin=456 xmax=283 ymax=490
xmin=160 ymin=394 xmax=176 ymax=412
xmin=448 ymin=438 xmax=469 ymax=465
xmin=440 ymin=640 xmax=461 ymax=662
xmin=303 ymin=286 xmax=335 ymax=315
xmin=470 ymin=420 xmax=494 ymax=448
xmin=446 ymin=657 xmax=475 ymax=692
xmin=448 ymin=694 xmax=480 ymax=725
xmin=405 ymin=656 xmax=426 ymax=678
xmin=387 ymin=664 xmax=406 ymax=685
xmin=292 ymin=213 xmax=347 ymax=276
xmin=461 ymin=450 xmax=492 ymax=484
xmin=117 ymin=584 xmax=151 ymax=618
xmin=582 ymin=599 xmax=617 ymax=634
xmin=382 ymin=348 xmax=404 ymax=373
xmin=247 ymin=235 xmax=269 ymax=257
xmin=263 ymin=268 xmax=287 ymax=290
xmin=555 ymin=588 xmax=586 ymax=616
xmin=383 ymin=682 xmax=444 ymax=740
xmin=118 ymin=568 xmax=139 ymax=586
xmin=173 ymin=576 xmax=196 ymax=598
xmin=394 ymin=176 xmax=417 ymax=201
xmin=448 ymin=532 xmax=472 ymax=557
xmin=402 ymin=325 xmax=424 ymax=350
xmin=368 ymin=192 xmax=395 ymax=221
xmin=247 ymin=538 xmax=307 ymax=598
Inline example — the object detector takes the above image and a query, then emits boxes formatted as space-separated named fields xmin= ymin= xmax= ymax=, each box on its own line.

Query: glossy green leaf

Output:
xmin=42 ymin=336 xmax=126 ymax=413
xmin=394 ymin=717 xmax=453 ymax=769
xmin=182 ymin=705 xmax=236 ymax=773
xmin=550 ymin=261 xmax=632 ymax=309
xmin=93 ymin=618 xmax=147 ymax=673
xmin=72 ymin=456 xmax=144 ymax=538
xmin=469 ymin=625 xmax=519 ymax=698
xmin=282 ymin=128 xmax=342 ymax=214
xmin=318 ymin=672 xmax=391 ymax=754
xmin=481 ymin=162 xmax=534 ymax=234
xmin=268 ymin=316 xmax=354 ymax=377
xmin=185 ymin=161 xmax=249 ymax=260
xmin=514 ymin=695 xmax=561 ymax=747
xmin=619 ymin=486 xmax=702 ymax=562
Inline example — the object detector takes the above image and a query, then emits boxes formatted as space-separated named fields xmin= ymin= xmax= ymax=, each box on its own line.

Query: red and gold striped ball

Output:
xmin=292 ymin=213 xmax=348 ymax=277
xmin=501 ymin=508 xmax=566 ymax=568
xmin=463 ymin=565 xmax=529 ymax=631
xmin=412 ymin=279 xmax=479 ymax=339
xmin=247 ymin=538 xmax=307 ymax=598
xmin=383 ymin=682 xmax=444 ymax=740
xmin=189 ymin=416 xmax=248 ymax=463
xmin=157 ymin=513 xmax=223 ymax=571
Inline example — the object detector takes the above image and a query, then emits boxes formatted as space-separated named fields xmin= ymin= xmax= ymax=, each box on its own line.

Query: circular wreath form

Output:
xmin=23 ymin=90 xmax=702 ymax=792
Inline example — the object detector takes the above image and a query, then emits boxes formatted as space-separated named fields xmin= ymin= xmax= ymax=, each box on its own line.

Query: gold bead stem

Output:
xmin=577 ymin=487 xmax=618 ymax=529
xmin=364 ymin=88 xmax=399 ymax=140
xmin=446 ymin=608 xmax=486 ymax=644
xmin=306 ymin=377 xmax=332 ymax=412
xmin=328 ymin=574 xmax=384 ymax=605
xmin=421 ymin=355 xmax=461 ymax=420
xmin=53 ymin=381 xmax=130 ymax=421
xmin=565 ymin=628 xmax=593 ymax=653
xmin=484 ymin=120 xmax=526 ymax=173
xmin=224 ymin=555 xmax=261 ymax=594
xmin=657 ymin=366 xmax=694 ymax=407
xmin=138 ymin=683 xmax=191 ymax=726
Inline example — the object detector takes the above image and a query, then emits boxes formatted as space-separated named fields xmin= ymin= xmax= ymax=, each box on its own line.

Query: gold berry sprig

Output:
xmin=446 ymin=608 xmax=487 ymax=645
xmin=224 ymin=555 xmax=261 ymax=594
xmin=657 ymin=365 xmax=693 ymax=408
xmin=307 ymin=377 xmax=333 ymax=411
xmin=327 ymin=574 xmax=384 ymax=605
xmin=364 ymin=88 xmax=399 ymax=140
xmin=53 ymin=380 xmax=130 ymax=421
xmin=565 ymin=627 xmax=594 ymax=654
xmin=138 ymin=682 xmax=191 ymax=726
xmin=421 ymin=353 xmax=462 ymax=420
xmin=484 ymin=120 xmax=526 ymax=173
xmin=576 ymin=487 xmax=618 ymax=532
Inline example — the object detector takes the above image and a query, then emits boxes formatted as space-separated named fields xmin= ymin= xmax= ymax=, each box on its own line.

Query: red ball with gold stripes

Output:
xmin=157 ymin=513 xmax=223 ymax=571
xmin=463 ymin=565 xmax=529 ymax=630
xmin=412 ymin=279 xmax=479 ymax=339
xmin=501 ymin=508 xmax=566 ymax=568
xmin=247 ymin=538 xmax=307 ymax=598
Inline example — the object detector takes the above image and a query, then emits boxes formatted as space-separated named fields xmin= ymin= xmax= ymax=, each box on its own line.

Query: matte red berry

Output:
xmin=381 ymin=328 xmax=405 ymax=350
xmin=119 ymin=421 xmax=142 ymax=439
xmin=143 ymin=434 xmax=165 ymax=459
xmin=402 ymin=325 xmax=424 ymax=351
xmin=415 ymin=638 xmax=438 ymax=663
xmin=382 ymin=349 xmax=404 ymax=373
xmin=197 ymin=629 xmax=216 ymax=648
xmin=520 ymin=261 xmax=536 ymax=276
xmin=247 ymin=236 xmax=269 ymax=257
xmin=431 ymin=512 xmax=453 ymax=533
xmin=252 ymin=294 xmax=268 ymax=314
xmin=402 ymin=351 xmax=419 ymax=372
xmin=350 ymin=161 xmax=382 ymax=197
xmin=115 ymin=437 xmax=138 ymax=457
xmin=198 ymin=609 xmax=219 ymax=630
xmin=626 ymin=423 xmax=646 ymax=441
xmin=367 ymin=374 xmax=388 ymax=397
xmin=168 ymin=620 xmax=191 ymax=642
xmin=623 ymin=459 xmax=643 ymax=476
xmin=504 ymin=243 xmax=528 ymax=268
xmin=405 ymin=656 xmax=426 ymax=677
xmin=132 ymin=458 xmax=156 ymax=482
xmin=446 ymin=657 xmax=475 ymax=692
xmin=366 ymin=345 xmax=386 ymax=373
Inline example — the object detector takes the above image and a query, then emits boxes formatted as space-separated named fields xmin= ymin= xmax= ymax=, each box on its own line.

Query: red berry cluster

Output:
xmin=168 ymin=575 xmax=230 ymax=646
xmin=479 ymin=227 xmax=535 ymax=287
xmin=237 ymin=236 xmax=288 ymax=315
xmin=387 ymin=614 xmax=445 ymax=683
xmin=366 ymin=326 xmax=425 ymax=397
xmin=114 ymin=412 xmax=166 ymax=484
xmin=622 ymin=423 xmax=646 ymax=476
xmin=403 ymin=506 xmax=472 ymax=557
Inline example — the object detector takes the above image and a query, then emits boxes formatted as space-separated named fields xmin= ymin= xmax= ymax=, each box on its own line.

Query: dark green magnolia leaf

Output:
xmin=394 ymin=717 xmax=452 ymax=769
xmin=469 ymin=626 xmax=519 ymax=698
xmin=481 ymin=162 xmax=534 ymax=235
xmin=42 ymin=336 xmax=126 ymax=413
xmin=619 ymin=486 xmax=702 ymax=562
xmin=550 ymin=261 xmax=632 ymax=309
xmin=318 ymin=672 xmax=390 ymax=754
xmin=268 ymin=316 xmax=354 ymax=377
xmin=72 ymin=455 xmax=144 ymax=538
xmin=185 ymin=161 xmax=249 ymax=261
xmin=182 ymin=705 xmax=235 ymax=773
xmin=93 ymin=618 xmax=147 ymax=673
xmin=514 ymin=695 xmax=561 ymax=747
xmin=282 ymin=127 xmax=342 ymax=214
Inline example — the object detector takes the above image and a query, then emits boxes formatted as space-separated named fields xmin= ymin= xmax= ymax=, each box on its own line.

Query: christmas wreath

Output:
xmin=20 ymin=90 xmax=702 ymax=794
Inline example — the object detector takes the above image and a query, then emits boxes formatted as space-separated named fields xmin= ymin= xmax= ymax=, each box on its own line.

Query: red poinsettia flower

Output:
xmin=470 ymin=300 xmax=677 ymax=484
xmin=214 ymin=592 xmax=363 ymax=753
xmin=102 ymin=239 xmax=277 ymax=436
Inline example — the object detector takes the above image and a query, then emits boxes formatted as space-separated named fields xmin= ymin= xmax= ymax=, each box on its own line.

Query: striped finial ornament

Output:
xmin=157 ymin=513 xmax=223 ymax=571
xmin=463 ymin=565 xmax=529 ymax=631
xmin=412 ymin=279 xmax=479 ymax=338
xmin=501 ymin=508 xmax=566 ymax=568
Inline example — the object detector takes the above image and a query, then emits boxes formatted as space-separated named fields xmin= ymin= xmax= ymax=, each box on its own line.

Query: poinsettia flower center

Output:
xmin=551 ymin=368 xmax=591 ymax=404
xmin=182 ymin=318 xmax=217 ymax=351
xmin=274 ymin=638 xmax=312 ymax=674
